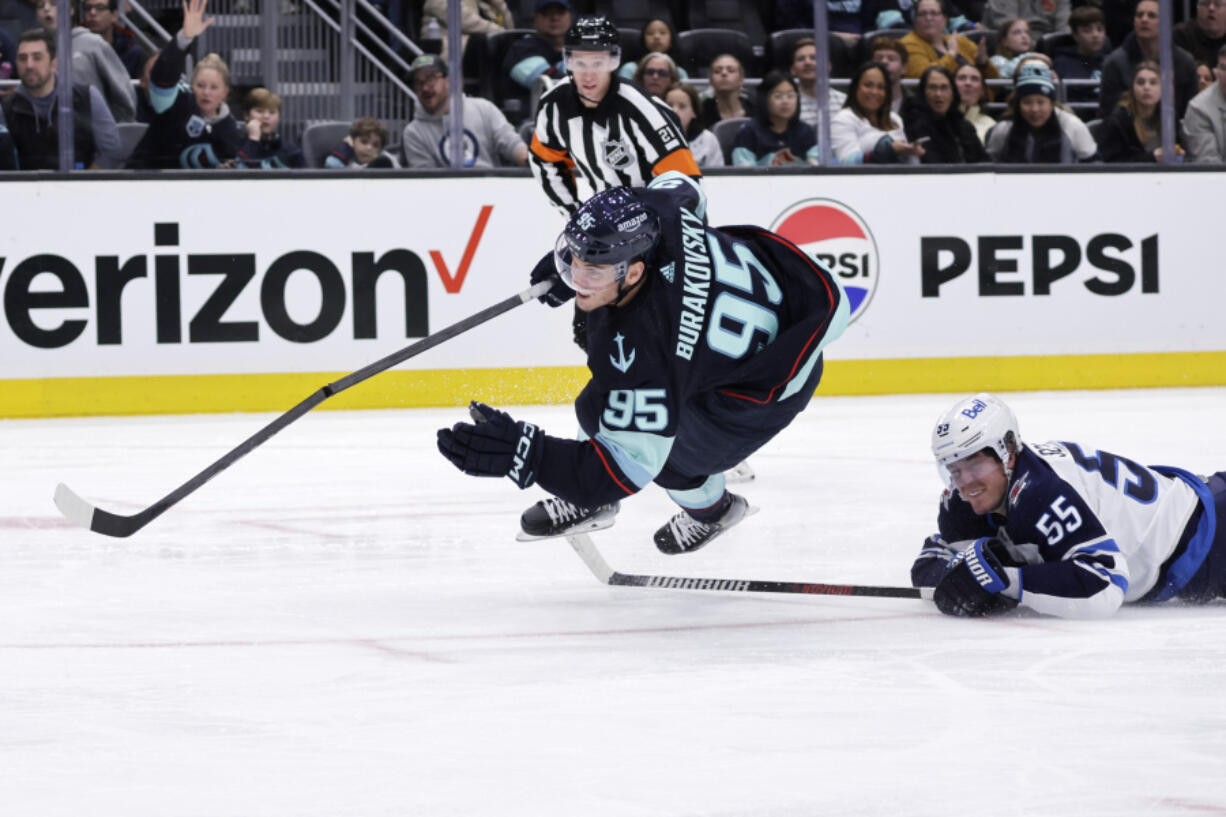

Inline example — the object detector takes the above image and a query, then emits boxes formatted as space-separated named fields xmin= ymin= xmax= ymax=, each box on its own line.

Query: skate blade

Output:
xmin=516 ymin=515 xmax=618 ymax=542
xmin=725 ymin=460 xmax=756 ymax=483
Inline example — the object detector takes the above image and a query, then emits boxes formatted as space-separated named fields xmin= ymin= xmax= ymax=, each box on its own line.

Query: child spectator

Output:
xmin=664 ymin=82 xmax=723 ymax=167
xmin=986 ymin=61 xmax=1100 ymax=161
xmin=325 ymin=116 xmax=399 ymax=168
xmin=618 ymin=18 xmax=687 ymax=80
xmin=1098 ymin=61 xmax=1185 ymax=161
xmin=831 ymin=60 xmax=922 ymax=162
xmin=698 ymin=53 xmax=755 ymax=129
xmin=901 ymin=64 xmax=989 ymax=161
xmin=631 ymin=51 xmax=679 ymax=100
xmin=1051 ymin=5 xmax=1108 ymax=104
xmin=126 ymin=0 xmax=244 ymax=168
xmin=731 ymin=70 xmax=821 ymax=166
xmin=236 ymin=88 xmax=303 ymax=168
xmin=955 ymin=62 xmax=997 ymax=142
xmin=991 ymin=18 xmax=1040 ymax=78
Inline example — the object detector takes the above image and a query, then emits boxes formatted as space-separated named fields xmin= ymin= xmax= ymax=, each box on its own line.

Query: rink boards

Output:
xmin=1 ymin=170 xmax=1222 ymax=418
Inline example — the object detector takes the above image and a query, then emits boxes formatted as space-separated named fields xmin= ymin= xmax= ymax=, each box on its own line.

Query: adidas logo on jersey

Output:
xmin=659 ymin=262 xmax=675 ymax=283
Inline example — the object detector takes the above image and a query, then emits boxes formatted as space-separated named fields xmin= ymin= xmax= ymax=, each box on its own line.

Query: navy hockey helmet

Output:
xmin=555 ymin=188 xmax=659 ymax=294
xmin=931 ymin=393 xmax=1022 ymax=487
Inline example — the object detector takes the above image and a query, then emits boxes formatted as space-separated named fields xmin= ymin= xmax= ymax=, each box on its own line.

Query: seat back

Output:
xmin=589 ymin=0 xmax=678 ymax=34
xmin=686 ymin=0 xmax=768 ymax=65
xmin=676 ymin=28 xmax=755 ymax=79
xmin=488 ymin=28 xmax=539 ymax=120
xmin=301 ymin=121 xmax=351 ymax=168
xmin=1038 ymin=31 xmax=1075 ymax=56
xmin=711 ymin=115 xmax=749 ymax=164
xmin=768 ymin=29 xmax=855 ymax=77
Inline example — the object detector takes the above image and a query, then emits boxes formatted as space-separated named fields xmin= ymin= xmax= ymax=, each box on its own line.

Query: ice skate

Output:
xmin=516 ymin=497 xmax=620 ymax=541
xmin=654 ymin=493 xmax=752 ymax=555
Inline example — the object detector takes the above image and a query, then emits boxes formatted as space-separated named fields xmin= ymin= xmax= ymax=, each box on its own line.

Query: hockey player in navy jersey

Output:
xmin=437 ymin=171 xmax=850 ymax=554
xmin=913 ymin=393 xmax=1226 ymax=618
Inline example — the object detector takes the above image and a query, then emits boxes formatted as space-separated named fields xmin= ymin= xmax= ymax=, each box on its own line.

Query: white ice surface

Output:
xmin=3 ymin=389 xmax=1226 ymax=817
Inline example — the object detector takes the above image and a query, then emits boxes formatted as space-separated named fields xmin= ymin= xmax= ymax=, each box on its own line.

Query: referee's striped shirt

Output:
xmin=529 ymin=76 xmax=701 ymax=216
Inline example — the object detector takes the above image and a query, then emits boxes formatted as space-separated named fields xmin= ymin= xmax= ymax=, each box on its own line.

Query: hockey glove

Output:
xmin=436 ymin=402 xmax=543 ymax=489
xmin=911 ymin=534 xmax=963 ymax=588
xmin=932 ymin=538 xmax=1019 ymax=617
xmin=530 ymin=251 xmax=574 ymax=308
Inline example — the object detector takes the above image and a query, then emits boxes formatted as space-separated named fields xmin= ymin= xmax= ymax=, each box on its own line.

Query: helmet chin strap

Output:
xmin=609 ymin=272 xmax=644 ymax=307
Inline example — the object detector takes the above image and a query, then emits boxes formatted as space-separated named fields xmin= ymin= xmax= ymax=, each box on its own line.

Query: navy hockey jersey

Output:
xmin=534 ymin=171 xmax=850 ymax=508
xmin=919 ymin=442 xmax=1220 ymax=618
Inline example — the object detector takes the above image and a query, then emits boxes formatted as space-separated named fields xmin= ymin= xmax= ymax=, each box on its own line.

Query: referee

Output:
xmin=528 ymin=15 xmax=701 ymax=217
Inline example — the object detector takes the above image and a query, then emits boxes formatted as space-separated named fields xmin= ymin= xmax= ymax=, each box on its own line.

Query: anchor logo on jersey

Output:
xmin=603 ymin=139 xmax=633 ymax=169
xmin=610 ymin=332 xmax=635 ymax=373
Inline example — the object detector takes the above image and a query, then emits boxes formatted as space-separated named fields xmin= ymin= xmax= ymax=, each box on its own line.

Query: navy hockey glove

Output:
xmin=436 ymin=402 xmax=543 ymax=488
xmin=933 ymin=538 xmax=1019 ymax=617
xmin=530 ymin=251 xmax=574 ymax=308
xmin=911 ymin=535 xmax=964 ymax=588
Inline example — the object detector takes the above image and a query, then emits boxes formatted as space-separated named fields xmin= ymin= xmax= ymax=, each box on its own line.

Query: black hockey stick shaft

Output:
xmin=567 ymin=534 xmax=931 ymax=600
xmin=55 ymin=281 xmax=553 ymax=538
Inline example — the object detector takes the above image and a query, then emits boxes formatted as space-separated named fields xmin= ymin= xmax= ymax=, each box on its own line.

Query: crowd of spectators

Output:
xmin=1 ymin=0 xmax=1224 ymax=169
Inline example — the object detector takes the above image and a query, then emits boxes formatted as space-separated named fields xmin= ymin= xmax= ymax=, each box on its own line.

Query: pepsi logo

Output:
xmin=770 ymin=198 xmax=879 ymax=323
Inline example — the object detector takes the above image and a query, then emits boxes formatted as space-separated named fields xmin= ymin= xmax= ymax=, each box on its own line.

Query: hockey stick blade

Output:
xmin=567 ymin=534 xmax=934 ymax=600
xmin=54 ymin=281 xmax=554 ymax=538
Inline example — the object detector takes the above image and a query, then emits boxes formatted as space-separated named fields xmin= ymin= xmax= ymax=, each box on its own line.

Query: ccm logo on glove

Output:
xmin=508 ymin=423 xmax=538 ymax=486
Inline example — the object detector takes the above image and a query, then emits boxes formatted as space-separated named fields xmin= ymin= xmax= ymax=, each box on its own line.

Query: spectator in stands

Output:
xmin=632 ymin=51 xmax=679 ymax=100
xmin=1099 ymin=0 xmax=1199 ymax=119
xmin=832 ymin=60 xmax=923 ymax=162
xmin=1050 ymin=5 xmax=1108 ymax=105
xmin=420 ymin=0 xmax=512 ymax=62
xmin=1098 ymin=60 xmax=1185 ymax=161
xmin=698 ymin=53 xmax=755 ymax=129
xmin=80 ymin=0 xmax=145 ymax=78
xmin=1174 ymin=0 xmax=1226 ymax=68
xmin=126 ymin=0 xmax=244 ymax=168
xmin=325 ymin=117 xmax=399 ymax=168
xmin=0 ymin=27 xmax=121 ymax=168
xmin=1182 ymin=44 xmax=1226 ymax=162
xmin=986 ymin=62 xmax=1100 ymax=161
xmin=0 ymin=25 xmax=15 ymax=78
xmin=235 ymin=88 xmax=303 ymax=168
xmin=500 ymin=0 xmax=570 ymax=119
xmin=982 ymin=0 xmax=1069 ymax=35
xmin=665 ymin=82 xmax=724 ymax=167
xmin=789 ymin=37 xmax=847 ymax=127
xmin=869 ymin=35 xmax=911 ymax=114
xmin=619 ymin=18 xmax=687 ymax=80
xmin=134 ymin=50 xmax=157 ymax=122
xmin=901 ymin=64 xmax=989 ymax=161
xmin=991 ymin=18 xmax=1041 ymax=78
xmin=33 ymin=0 xmax=136 ymax=122
xmin=902 ymin=0 xmax=999 ymax=81
xmin=868 ymin=0 xmax=981 ymax=33
xmin=1197 ymin=59 xmax=1215 ymax=90
xmin=955 ymin=61 xmax=996 ymax=141
xmin=731 ymin=70 xmax=821 ymax=166
xmin=402 ymin=53 xmax=528 ymax=168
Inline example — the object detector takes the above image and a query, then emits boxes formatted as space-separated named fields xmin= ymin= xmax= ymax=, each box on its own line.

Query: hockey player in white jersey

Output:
xmin=912 ymin=393 xmax=1226 ymax=618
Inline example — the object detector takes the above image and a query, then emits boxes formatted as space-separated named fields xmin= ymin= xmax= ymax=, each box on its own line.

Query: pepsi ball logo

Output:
xmin=770 ymin=199 xmax=879 ymax=324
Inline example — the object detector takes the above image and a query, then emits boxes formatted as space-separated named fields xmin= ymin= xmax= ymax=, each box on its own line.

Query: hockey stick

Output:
xmin=54 ymin=281 xmax=555 ymax=538
xmin=567 ymin=534 xmax=933 ymax=600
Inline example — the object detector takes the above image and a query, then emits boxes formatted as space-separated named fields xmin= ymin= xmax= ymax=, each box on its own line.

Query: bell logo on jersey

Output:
xmin=770 ymin=199 xmax=879 ymax=324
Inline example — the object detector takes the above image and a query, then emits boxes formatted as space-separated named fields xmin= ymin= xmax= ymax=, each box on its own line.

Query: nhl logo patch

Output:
xmin=603 ymin=139 xmax=632 ymax=169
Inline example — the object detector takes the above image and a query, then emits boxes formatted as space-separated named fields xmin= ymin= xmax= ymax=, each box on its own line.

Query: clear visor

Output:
xmin=554 ymin=234 xmax=628 ymax=295
xmin=564 ymin=48 xmax=620 ymax=74
xmin=937 ymin=451 xmax=1003 ymax=491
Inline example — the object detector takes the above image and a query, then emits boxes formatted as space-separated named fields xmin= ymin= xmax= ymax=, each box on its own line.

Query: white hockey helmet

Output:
xmin=931 ymin=393 xmax=1021 ymax=486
